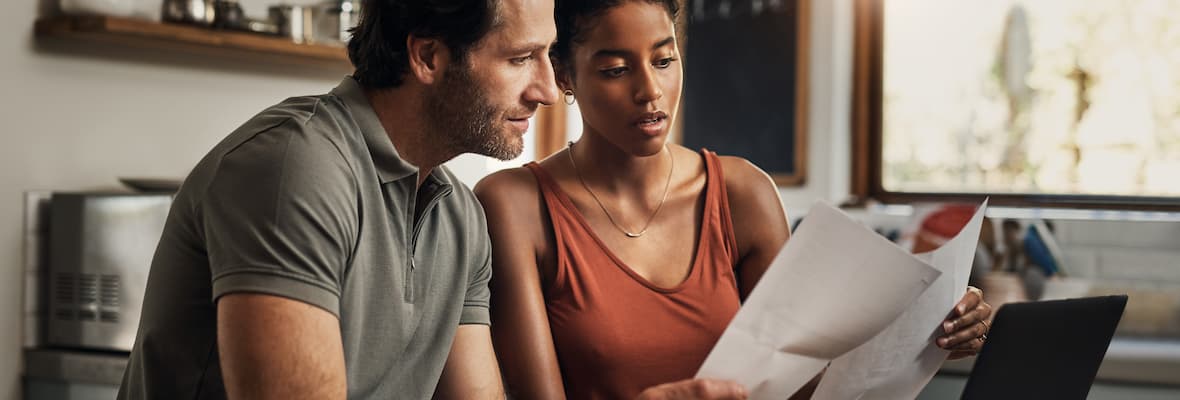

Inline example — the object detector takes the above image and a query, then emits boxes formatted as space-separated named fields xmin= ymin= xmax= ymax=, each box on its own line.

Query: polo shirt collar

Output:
xmin=331 ymin=77 xmax=418 ymax=184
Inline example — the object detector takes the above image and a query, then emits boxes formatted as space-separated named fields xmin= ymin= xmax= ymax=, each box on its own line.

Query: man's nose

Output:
xmin=525 ymin=56 xmax=560 ymax=106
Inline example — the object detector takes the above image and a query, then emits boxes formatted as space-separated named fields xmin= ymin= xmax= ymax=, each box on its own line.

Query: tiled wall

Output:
xmin=1053 ymin=219 xmax=1180 ymax=284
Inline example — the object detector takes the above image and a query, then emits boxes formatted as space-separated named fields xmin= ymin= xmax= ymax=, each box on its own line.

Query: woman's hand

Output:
xmin=938 ymin=286 xmax=993 ymax=360
xmin=635 ymin=379 xmax=748 ymax=400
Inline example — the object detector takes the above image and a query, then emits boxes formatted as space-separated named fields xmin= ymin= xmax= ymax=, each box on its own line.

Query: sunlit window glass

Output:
xmin=882 ymin=0 xmax=1180 ymax=197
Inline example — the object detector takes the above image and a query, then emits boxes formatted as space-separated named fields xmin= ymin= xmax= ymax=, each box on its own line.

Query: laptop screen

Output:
xmin=960 ymin=295 xmax=1127 ymax=400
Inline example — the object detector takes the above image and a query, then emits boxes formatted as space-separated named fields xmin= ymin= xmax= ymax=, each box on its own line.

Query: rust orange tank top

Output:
xmin=524 ymin=150 xmax=742 ymax=400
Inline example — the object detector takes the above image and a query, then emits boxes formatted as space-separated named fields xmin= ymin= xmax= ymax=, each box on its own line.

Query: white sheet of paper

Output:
xmin=695 ymin=202 xmax=941 ymax=400
xmin=812 ymin=200 xmax=988 ymax=400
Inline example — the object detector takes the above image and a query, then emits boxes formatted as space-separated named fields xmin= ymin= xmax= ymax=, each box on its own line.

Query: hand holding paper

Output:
xmin=695 ymin=202 xmax=941 ymax=400
xmin=812 ymin=200 xmax=989 ymax=400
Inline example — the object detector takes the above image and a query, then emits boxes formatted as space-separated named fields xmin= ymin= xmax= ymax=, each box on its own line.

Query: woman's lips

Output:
xmin=634 ymin=111 xmax=668 ymax=136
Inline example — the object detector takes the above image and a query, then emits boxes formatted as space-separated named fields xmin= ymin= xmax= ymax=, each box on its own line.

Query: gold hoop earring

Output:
xmin=563 ymin=89 xmax=575 ymax=105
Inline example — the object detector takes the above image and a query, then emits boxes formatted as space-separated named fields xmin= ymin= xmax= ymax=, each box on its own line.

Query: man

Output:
xmin=118 ymin=0 xmax=748 ymax=397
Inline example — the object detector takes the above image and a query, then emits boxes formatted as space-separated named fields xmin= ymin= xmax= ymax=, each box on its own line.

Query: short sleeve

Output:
xmin=459 ymin=223 xmax=493 ymax=325
xmin=202 ymin=120 xmax=358 ymax=316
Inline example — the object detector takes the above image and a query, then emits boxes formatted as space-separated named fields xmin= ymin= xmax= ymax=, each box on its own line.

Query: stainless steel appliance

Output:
xmin=47 ymin=192 xmax=171 ymax=352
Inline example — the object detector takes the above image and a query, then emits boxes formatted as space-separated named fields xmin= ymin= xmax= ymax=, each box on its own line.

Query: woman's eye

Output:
xmin=655 ymin=57 xmax=677 ymax=68
xmin=600 ymin=67 xmax=627 ymax=78
xmin=510 ymin=55 xmax=534 ymax=65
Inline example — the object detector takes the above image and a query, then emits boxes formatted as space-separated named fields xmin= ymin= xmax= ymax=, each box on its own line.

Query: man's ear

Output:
xmin=406 ymin=35 xmax=451 ymax=85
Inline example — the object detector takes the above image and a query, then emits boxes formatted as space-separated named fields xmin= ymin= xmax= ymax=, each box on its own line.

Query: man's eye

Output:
xmin=510 ymin=55 xmax=534 ymax=65
xmin=655 ymin=57 xmax=677 ymax=68
xmin=600 ymin=67 xmax=627 ymax=78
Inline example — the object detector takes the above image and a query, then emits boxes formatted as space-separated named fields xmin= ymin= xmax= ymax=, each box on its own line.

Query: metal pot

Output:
xmin=269 ymin=4 xmax=312 ymax=44
xmin=269 ymin=1 xmax=360 ymax=46
xmin=310 ymin=0 xmax=361 ymax=45
xmin=212 ymin=0 xmax=244 ymax=30
xmin=162 ymin=0 xmax=215 ymax=26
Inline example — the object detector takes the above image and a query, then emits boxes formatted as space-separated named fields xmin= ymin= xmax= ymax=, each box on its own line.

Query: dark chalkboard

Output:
xmin=682 ymin=0 xmax=808 ymax=185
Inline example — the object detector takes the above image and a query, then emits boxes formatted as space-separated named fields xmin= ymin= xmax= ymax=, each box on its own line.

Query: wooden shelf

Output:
xmin=34 ymin=15 xmax=351 ymax=70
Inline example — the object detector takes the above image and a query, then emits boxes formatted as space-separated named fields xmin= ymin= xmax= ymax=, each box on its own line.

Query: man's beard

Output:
xmin=423 ymin=62 xmax=525 ymax=161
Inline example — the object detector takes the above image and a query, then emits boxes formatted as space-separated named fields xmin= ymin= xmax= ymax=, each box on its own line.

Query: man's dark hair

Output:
xmin=348 ymin=0 xmax=501 ymax=88
xmin=551 ymin=0 xmax=679 ymax=69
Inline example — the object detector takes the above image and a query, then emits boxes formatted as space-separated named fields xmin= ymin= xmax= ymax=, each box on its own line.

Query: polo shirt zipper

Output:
xmin=405 ymin=183 xmax=453 ymax=302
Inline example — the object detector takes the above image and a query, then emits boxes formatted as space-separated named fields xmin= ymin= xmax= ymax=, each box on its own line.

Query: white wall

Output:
xmin=777 ymin=0 xmax=853 ymax=218
xmin=1 ymin=1 xmax=345 ymax=398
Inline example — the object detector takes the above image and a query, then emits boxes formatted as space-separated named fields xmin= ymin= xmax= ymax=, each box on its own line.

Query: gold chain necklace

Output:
xmin=567 ymin=141 xmax=674 ymax=238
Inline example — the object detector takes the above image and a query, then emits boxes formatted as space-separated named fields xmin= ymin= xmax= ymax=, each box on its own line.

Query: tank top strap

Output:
xmin=523 ymin=161 xmax=576 ymax=252
xmin=700 ymin=150 xmax=740 ymax=266
xmin=524 ymin=161 xmax=563 ymax=206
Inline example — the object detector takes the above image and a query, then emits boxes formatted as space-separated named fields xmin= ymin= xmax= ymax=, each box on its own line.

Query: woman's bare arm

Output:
xmin=475 ymin=168 xmax=568 ymax=399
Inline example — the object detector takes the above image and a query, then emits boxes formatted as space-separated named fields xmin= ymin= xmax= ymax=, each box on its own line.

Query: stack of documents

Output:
xmin=696 ymin=200 xmax=987 ymax=399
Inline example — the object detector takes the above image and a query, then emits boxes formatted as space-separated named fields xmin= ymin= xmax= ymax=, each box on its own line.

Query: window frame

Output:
xmin=849 ymin=0 xmax=1180 ymax=211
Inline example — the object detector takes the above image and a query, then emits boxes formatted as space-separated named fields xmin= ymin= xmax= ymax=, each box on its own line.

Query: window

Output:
xmin=853 ymin=0 xmax=1180 ymax=209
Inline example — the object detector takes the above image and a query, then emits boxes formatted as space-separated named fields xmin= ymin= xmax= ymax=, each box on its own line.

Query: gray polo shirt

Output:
xmin=118 ymin=77 xmax=492 ymax=399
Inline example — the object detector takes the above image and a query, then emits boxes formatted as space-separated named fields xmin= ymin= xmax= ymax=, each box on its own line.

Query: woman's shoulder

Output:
xmin=700 ymin=152 xmax=785 ymax=219
xmin=474 ymin=165 xmax=554 ymax=248
xmin=709 ymin=154 xmax=778 ymax=200
xmin=473 ymin=166 xmax=542 ymax=210
xmin=705 ymin=153 xmax=790 ymax=262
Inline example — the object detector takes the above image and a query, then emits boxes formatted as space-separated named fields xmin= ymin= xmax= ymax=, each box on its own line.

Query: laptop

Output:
xmin=960 ymin=295 xmax=1128 ymax=400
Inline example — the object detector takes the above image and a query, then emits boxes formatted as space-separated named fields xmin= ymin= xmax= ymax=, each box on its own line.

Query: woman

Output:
xmin=473 ymin=0 xmax=992 ymax=398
